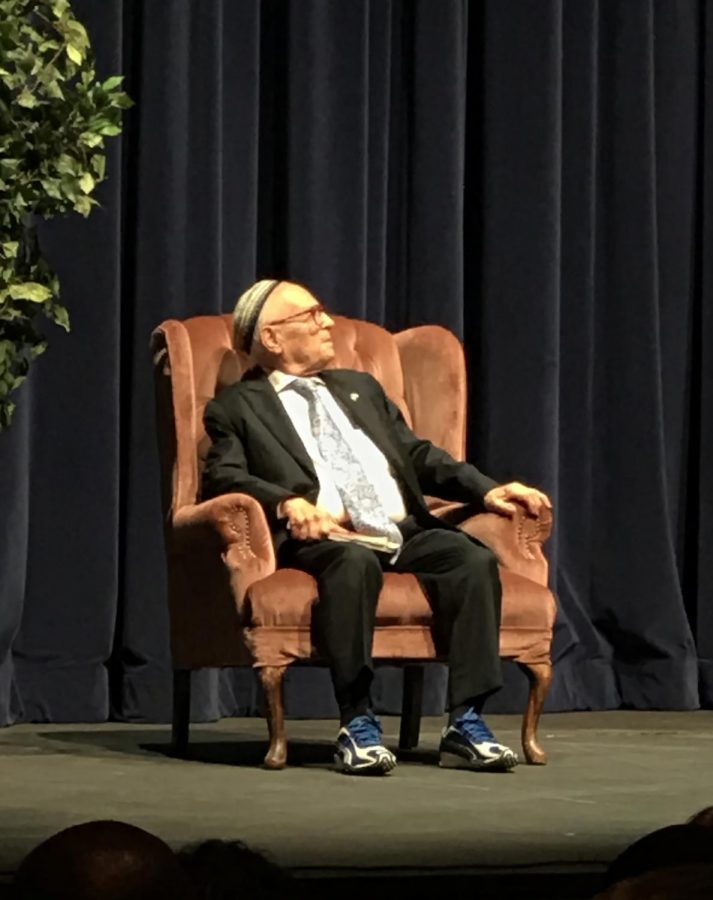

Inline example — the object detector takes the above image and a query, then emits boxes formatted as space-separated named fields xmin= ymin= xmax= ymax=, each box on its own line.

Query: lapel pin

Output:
xmin=350 ymin=393 xmax=359 ymax=401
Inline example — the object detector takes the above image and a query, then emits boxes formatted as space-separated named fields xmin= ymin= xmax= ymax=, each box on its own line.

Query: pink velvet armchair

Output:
xmin=151 ymin=313 xmax=556 ymax=768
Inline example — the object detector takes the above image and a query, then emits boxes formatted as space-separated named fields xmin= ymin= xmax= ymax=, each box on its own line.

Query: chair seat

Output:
xmin=245 ymin=570 xmax=430 ymax=627
xmin=244 ymin=566 xmax=556 ymax=665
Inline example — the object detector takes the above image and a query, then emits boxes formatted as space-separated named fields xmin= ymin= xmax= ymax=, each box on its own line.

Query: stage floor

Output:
xmin=1 ymin=711 xmax=712 ymax=896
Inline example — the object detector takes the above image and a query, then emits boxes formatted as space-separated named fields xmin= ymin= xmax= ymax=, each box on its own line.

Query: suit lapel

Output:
xmin=242 ymin=374 xmax=317 ymax=478
xmin=321 ymin=370 xmax=422 ymax=500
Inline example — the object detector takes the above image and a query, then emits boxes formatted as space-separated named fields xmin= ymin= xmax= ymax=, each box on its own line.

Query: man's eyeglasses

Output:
xmin=263 ymin=304 xmax=329 ymax=328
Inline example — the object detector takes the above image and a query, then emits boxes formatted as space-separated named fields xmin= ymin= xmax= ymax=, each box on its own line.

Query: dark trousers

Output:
xmin=278 ymin=523 xmax=503 ymax=723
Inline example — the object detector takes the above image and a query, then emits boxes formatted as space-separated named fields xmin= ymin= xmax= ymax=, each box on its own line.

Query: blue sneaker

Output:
xmin=439 ymin=709 xmax=518 ymax=771
xmin=335 ymin=712 xmax=397 ymax=775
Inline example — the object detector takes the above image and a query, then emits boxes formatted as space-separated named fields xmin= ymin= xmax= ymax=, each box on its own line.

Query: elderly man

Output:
xmin=202 ymin=279 xmax=551 ymax=776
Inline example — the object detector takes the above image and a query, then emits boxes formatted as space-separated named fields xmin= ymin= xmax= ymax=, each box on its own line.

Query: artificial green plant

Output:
xmin=0 ymin=0 xmax=132 ymax=429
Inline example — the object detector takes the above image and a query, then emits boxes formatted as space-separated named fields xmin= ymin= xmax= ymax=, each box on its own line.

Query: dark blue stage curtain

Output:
xmin=1 ymin=0 xmax=711 ymax=725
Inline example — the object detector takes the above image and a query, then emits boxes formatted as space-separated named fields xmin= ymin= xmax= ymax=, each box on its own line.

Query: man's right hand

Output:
xmin=280 ymin=498 xmax=350 ymax=541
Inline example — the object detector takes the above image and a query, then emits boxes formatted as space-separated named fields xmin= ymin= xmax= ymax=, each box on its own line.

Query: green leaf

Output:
xmin=39 ymin=178 xmax=63 ymax=199
xmin=0 ymin=400 xmax=16 ymax=429
xmin=60 ymin=174 xmax=79 ymax=200
xmin=66 ymin=20 xmax=90 ymax=50
xmin=44 ymin=79 xmax=65 ymax=100
xmin=52 ymin=0 xmax=70 ymax=17
xmin=7 ymin=282 xmax=53 ymax=302
xmin=66 ymin=44 xmax=83 ymax=65
xmin=2 ymin=241 xmax=18 ymax=258
xmin=73 ymin=195 xmax=92 ymax=216
xmin=79 ymin=131 xmax=103 ymax=148
xmin=17 ymin=88 xmax=37 ymax=108
xmin=97 ymin=123 xmax=121 ymax=136
xmin=78 ymin=171 xmax=95 ymax=193
xmin=111 ymin=92 xmax=134 ymax=110
xmin=57 ymin=154 xmax=78 ymax=175
xmin=17 ymin=52 xmax=35 ymax=76
xmin=50 ymin=304 xmax=70 ymax=331
xmin=90 ymin=154 xmax=106 ymax=179
xmin=101 ymin=75 xmax=124 ymax=91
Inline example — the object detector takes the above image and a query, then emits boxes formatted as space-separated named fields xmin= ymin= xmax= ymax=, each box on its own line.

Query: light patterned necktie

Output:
xmin=290 ymin=377 xmax=403 ymax=547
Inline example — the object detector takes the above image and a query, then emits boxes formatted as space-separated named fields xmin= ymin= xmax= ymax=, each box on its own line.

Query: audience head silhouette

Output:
xmin=688 ymin=805 xmax=713 ymax=828
xmin=14 ymin=820 xmax=194 ymax=900
xmin=178 ymin=838 xmax=295 ymax=900
xmin=605 ymin=823 xmax=713 ymax=887
xmin=596 ymin=864 xmax=713 ymax=899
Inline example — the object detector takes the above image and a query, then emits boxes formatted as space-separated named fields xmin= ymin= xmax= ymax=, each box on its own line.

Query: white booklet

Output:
xmin=328 ymin=532 xmax=401 ymax=553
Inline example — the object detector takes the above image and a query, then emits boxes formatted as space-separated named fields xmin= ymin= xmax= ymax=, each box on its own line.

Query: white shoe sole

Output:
xmin=334 ymin=752 xmax=397 ymax=776
xmin=439 ymin=750 xmax=518 ymax=772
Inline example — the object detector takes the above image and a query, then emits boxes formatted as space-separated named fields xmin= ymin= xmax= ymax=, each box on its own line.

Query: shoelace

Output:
xmin=347 ymin=714 xmax=383 ymax=747
xmin=456 ymin=710 xmax=498 ymax=744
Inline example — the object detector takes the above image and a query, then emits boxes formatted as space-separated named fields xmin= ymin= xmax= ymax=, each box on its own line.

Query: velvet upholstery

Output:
xmin=152 ymin=314 xmax=556 ymax=765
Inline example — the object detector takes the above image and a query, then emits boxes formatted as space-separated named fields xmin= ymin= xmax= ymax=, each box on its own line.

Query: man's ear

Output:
xmin=259 ymin=325 xmax=281 ymax=355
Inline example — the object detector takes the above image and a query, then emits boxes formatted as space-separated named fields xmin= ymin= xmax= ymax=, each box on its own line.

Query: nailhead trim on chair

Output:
xmin=227 ymin=506 xmax=255 ymax=559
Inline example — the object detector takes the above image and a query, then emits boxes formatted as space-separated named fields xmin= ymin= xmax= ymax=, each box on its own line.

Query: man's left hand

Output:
xmin=483 ymin=482 xmax=552 ymax=518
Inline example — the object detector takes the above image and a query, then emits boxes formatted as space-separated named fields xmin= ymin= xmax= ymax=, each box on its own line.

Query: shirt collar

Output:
xmin=267 ymin=370 xmax=325 ymax=393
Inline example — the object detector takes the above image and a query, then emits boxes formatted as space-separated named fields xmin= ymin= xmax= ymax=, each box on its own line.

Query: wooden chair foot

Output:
xmin=258 ymin=666 xmax=287 ymax=769
xmin=518 ymin=661 xmax=552 ymax=765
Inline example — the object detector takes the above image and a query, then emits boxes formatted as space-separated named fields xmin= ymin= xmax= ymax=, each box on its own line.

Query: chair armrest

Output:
xmin=432 ymin=501 xmax=552 ymax=585
xmin=164 ymin=494 xmax=276 ymax=667
xmin=171 ymin=493 xmax=277 ymax=610
xmin=172 ymin=493 xmax=275 ymax=566
xmin=459 ymin=505 xmax=552 ymax=586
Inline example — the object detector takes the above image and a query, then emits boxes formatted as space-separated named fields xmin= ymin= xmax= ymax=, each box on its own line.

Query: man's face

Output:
xmin=258 ymin=282 xmax=336 ymax=374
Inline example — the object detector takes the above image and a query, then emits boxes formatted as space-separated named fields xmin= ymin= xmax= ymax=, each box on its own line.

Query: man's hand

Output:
xmin=280 ymin=498 xmax=350 ymax=541
xmin=483 ymin=482 xmax=552 ymax=518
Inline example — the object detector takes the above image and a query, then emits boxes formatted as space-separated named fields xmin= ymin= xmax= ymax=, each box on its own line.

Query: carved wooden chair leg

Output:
xmin=259 ymin=665 xmax=287 ymax=769
xmin=518 ymin=661 xmax=552 ymax=765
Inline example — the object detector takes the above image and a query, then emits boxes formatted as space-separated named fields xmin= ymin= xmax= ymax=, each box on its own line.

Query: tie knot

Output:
xmin=290 ymin=377 xmax=320 ymax=399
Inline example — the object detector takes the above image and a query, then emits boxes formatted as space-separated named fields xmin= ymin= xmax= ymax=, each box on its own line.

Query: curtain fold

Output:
xmin=695 ymin=0 xmax=713 ymax=705
xmin=0 ymin=0 xmax=710 ymax=725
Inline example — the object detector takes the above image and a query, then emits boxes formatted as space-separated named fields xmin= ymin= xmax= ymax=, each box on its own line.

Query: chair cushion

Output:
xmin=244 ymin=566 xmax=555 ymax=634
xmin=244 ymin=570 xmax=431 ymax=628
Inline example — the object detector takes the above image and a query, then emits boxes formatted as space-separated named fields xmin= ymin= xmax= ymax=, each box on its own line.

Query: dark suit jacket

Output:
xmin=202 ymin=368 xmax=498 ymax=551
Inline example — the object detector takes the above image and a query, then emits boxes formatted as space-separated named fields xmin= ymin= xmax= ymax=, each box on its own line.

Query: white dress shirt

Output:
xmin=268 ymin=370 xmax=407 ymax=523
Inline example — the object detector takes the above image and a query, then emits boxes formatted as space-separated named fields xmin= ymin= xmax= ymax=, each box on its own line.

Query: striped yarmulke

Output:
xmin=232 ymin=279 xmax=281 ymax=353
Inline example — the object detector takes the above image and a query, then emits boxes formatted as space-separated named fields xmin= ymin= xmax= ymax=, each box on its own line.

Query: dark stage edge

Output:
xmin=1 ymin=712 xmax=712 ymax=899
